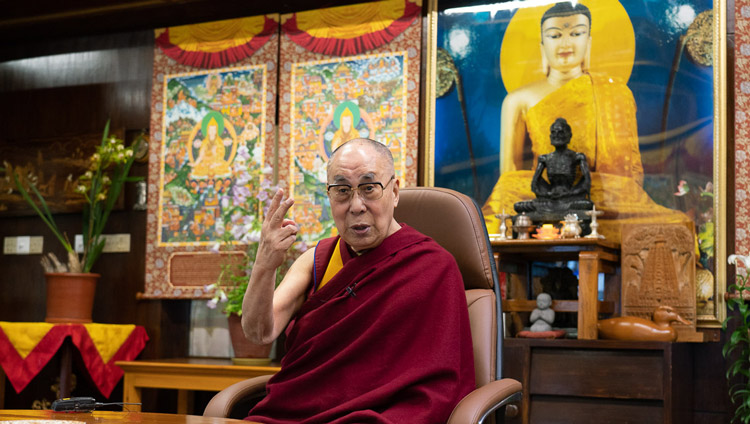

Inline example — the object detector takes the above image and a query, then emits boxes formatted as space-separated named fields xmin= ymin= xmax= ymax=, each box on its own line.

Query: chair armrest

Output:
xmin=203 ymin=374 xmax=273 ymax=418
xmin=447 ymin=378 xmax=523 ymax=424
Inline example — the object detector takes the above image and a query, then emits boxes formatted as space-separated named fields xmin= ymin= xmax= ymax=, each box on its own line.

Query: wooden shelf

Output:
xmin=502 ymin=299 xmax=615 ymax=314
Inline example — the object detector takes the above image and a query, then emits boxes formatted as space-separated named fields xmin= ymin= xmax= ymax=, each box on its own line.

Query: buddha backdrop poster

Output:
xmin=144 ymin=15 xmax=279 ymax=299
xmin=434 ymin=0 xmax=719 ymax=320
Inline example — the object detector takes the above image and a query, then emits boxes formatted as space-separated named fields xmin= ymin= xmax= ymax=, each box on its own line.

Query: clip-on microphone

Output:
xmin=52 ymin=397 xmax=141 ymax=413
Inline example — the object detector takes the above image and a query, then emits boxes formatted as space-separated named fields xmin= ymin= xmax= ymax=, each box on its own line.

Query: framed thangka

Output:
xmin=278 ymin=0 xmax=422 ymax=242
xmin=425 ymin=0 xmax=727 ymax=327
xmin=143 ymin=15 xmax=279 ymax=299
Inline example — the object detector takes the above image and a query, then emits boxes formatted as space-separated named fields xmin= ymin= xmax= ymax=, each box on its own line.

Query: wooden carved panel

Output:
xmin=621 ymin=224 xmax=696 ymax=338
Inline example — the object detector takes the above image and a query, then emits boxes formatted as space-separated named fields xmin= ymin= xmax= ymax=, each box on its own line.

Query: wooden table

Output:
xmin=0 ymin=409 xmax=254 ymax=423
xmin=490 ymin=238 xmax=620 ymax=339
xmin=116 ymin=358 xmax=280 ymax=414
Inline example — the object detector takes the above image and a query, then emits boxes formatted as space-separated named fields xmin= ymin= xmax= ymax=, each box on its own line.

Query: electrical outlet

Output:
xmin=103 ymin=234 xmax=130 ymax=253
xmin=3 ymin=238 xmax=15 ymax=254
xmin=74 ymin=234 xmax=130 ymax=253
xmin=3 ymin=236 xmax=44 ymax=255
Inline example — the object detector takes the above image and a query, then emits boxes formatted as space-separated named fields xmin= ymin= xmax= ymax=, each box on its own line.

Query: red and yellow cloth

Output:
xmin=0 ymin=322 xmax=148 ymax=398
xmin=155 ymin=15 xmax=278 ymax=68
xmin=281 ymin=0 xmax=420 ymax=56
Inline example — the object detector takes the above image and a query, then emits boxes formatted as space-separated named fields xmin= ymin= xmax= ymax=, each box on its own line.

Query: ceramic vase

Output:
xmin=227 ymin=313 xmax=273 ymax=365
xmin=44 ymin=272 xmax=99 ymax=323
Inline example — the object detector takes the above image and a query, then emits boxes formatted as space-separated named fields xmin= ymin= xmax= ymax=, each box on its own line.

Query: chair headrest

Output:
xmin=393 ymin=187 xmax=495 ymax=290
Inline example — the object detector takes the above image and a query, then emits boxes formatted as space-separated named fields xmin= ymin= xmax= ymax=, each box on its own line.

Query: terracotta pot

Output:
xmin=227 ymin=314 xmax=273 ymax=363
xmin=45 ymin=272 xmax=99 ymax=323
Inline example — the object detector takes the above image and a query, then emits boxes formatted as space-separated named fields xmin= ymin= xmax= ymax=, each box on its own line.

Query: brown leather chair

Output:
xmin=204 ymin=186 xmax=522 ymax=423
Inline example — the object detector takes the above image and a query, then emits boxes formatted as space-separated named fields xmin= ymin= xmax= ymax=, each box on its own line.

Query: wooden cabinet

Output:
xmin=503 ymin=338 xmax=692 ymax=424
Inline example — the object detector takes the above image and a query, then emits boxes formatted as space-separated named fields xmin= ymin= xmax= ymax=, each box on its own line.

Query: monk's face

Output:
xmin=327 ymin=142 xmax=400 ymax=252
xmin=207 ymin=123 xmax=218 ymax=140
xmin=341 ymin=114 xmax=352 ymax=133
xmin=541 ymin=14 xmax=590 ymax=73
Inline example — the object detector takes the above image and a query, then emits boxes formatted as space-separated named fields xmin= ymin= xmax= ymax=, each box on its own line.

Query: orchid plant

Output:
xmin=9 ymin=121 xmax=140 ymax=273
xmin=203 ymin=157 xmax=307 ymax=316
xmin=723 ymin=254 xmax=750 ymax=423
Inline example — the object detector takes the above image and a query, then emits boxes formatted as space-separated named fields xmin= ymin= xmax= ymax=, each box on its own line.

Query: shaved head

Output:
xmin=327 ymin=138 xmax=394 ymax=178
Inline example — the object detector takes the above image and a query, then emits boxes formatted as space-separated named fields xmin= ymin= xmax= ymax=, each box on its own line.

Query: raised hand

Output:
xmin=256 ymin=188 xmax=300 ymax=270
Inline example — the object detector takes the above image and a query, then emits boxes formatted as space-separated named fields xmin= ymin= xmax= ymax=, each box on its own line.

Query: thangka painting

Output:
xmin=278 ymin=0 xmax=422 ymax=242
xmin=143 ymin=15 xmax=279 ymax=299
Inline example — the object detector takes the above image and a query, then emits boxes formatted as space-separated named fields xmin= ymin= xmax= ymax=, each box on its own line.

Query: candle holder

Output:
xmin=495 ymin=210 xmax=511 ymax=240
xmin=585 ymin=206 xmax=605 ymax=239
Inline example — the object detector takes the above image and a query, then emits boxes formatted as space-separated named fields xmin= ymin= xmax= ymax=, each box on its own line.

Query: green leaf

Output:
xmin=11 ymin=171 xmax=73 ymax=253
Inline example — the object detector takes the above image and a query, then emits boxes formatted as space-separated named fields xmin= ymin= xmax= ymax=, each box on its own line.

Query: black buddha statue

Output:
xmin=514 ymin=117 xmax=593 ymax=232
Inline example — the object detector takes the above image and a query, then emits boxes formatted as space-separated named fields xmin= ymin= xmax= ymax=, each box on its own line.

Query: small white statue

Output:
xmin=530 ymin=293 xmax=555 ymax=332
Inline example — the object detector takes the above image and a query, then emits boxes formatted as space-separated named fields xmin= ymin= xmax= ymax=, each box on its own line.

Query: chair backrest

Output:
xmin=393 ymin=187 xmax=503 ymax=388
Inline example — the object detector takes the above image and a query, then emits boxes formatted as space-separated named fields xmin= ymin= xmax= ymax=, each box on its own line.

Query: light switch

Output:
xmin=74 ymin=234 xmax=131 ymax=253
xmin=16 ymin=236 xmax=30 ymax=254
xmin=3 ymin=236 xmax=43 ymax=255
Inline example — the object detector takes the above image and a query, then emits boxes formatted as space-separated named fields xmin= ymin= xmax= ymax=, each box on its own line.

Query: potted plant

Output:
xmin=723 ymin=254 xmax=750 ymax=423
xmin=9 ymin=121 xmax=141 ymax=323
xmin=203 ymin=167 xmax=307 ymax=364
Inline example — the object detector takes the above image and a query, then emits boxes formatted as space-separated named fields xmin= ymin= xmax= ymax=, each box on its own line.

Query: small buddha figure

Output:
xmin=192 ymin=112 xmax=233 ymax=179
xmin=514 ymin=117 xmax=593 ymax=229
xmin=331 ymin=104 xmax=360 ymax=152
xmin=530 ymin=293 xmax=555 ymax=332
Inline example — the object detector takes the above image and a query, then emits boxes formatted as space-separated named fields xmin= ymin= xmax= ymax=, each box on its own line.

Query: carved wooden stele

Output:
xmin=621 ymin=224 xmax=701 ymax=342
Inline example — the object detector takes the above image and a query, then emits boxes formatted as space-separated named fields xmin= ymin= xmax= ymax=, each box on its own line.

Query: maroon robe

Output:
xmin=246 ymin=224 xmax=475 ymax=423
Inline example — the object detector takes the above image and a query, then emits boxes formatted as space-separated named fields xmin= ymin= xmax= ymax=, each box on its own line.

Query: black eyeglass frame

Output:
xmin=326 ymin=176 xmax=395 ymax=202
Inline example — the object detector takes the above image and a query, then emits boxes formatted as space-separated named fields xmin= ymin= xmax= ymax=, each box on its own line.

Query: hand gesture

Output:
xmin=256 ymin=189 xmax=300 ymax=271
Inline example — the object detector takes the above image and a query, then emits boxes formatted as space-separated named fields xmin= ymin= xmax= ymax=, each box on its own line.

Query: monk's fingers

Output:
xmin=264 ymin=189 xmax=285 ymax=223
xmin=260 ymin=220 xmax=298 ymax=248
xmin=281 ymin=219 xmax=297 ymax=228
xmin=270 ymin=197 xmax=295 ymax=226
xmin=278 ymin=229 xmax=299 ymax=250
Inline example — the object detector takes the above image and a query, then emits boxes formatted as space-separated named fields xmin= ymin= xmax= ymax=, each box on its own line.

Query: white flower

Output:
xmin=236 ymin=171 xmax=251 ymax=185
xmin=210 ymin=243 xmax=221 ymax=253
xmin=203 ymin=283 xmax=216 ymax=292
xmin=729 ymin=254 xmax=750 ymax=269
xmin=220 ymin=291 xmax=228 ymax=302
xmin=206 ymin=298 xmax=218 ymax=309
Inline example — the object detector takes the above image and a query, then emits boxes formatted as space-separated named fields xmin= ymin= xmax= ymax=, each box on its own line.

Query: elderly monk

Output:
xmin=242 ymin=138 xmax=475 ymax=423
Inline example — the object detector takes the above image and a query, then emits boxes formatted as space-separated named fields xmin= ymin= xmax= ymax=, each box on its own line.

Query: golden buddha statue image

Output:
xmin=330 ymin=101 xmax=361 ymax=153
xmin=189 ymin=111 xmax=236 ymax=180
xmin=481 ymin=1 xmax=692 ymax=243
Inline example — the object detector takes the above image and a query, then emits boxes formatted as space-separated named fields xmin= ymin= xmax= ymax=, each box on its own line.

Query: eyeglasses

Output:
xmin=326 ymin=176 xmax=395 ymax=203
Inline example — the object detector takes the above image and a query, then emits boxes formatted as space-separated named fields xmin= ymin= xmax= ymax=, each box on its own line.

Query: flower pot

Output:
xmin=45 ymin=272 xmax=99 ymax=323
xmin=227 ymin=314 xmax=273 ymax=365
